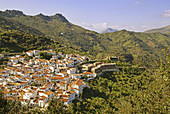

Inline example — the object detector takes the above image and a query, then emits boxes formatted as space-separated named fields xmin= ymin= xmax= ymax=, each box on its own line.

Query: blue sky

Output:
xmin=0 ymin=0 xmax=170 ymax=32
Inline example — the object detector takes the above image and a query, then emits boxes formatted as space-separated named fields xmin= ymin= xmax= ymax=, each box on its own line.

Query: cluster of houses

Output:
xmin=0 ymin=50 xmax=96 ymax=108
xmin=81 ymin=62 xmax=119 ymax=76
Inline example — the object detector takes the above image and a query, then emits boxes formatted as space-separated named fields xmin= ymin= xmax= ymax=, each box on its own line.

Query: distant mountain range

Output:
xmin=0 ymin=9 xmax=169 ymax=67
xmin=100 ymin=28 xmax=118 ymax=33
xmin=145 ymin=25 xmax=170 ymax=33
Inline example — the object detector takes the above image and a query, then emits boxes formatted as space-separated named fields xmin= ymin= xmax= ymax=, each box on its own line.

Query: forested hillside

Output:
xmin=68 ymin=48 xmax=169 ymax=113
xmin=100 ymin=30 xmax=170 ymax=66
xmin=69 ymin=57 xmax=169 ymax=113
xmin=0 ymin=13 xmax=85 ymax=55
xmin=0 ymin=30 xmax=57 ymax=53
xmin=0 ymin=16 xmax=43 ymax=35
xmin=0 ymin=10 xmax=102 ymax=53
xmin=0 ymin=10 xmax=169 ymax=67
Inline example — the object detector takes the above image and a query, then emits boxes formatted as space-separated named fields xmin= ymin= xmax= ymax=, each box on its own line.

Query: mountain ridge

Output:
xmin=0 ymin=10 xmax=69 ymax=23
xmin=145 ymin=25 xmax=170 ymax=33
xmin=100 ymin=28 xmax=118 ymax=33
xmin=0 ymin=10 xmax=25 ymax=17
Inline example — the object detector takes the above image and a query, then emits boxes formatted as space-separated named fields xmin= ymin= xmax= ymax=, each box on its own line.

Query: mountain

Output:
xmin=100 ymin=30 xmax=170 ymax=66
xmin=0 ymin=10 xmax=25 ymax=18
xmin=145 ymin=25 xmax=170 ymax=33
xmin=100 ymin=28 xmax=118 ymax=33
xmin=0 ymin=13 xmax=77 ymax=54
xmin=0 ymin=10 xmax=102 ymax=54
xmin=0 ymin=15 xmax=43 ymax=35
xmin=0 ymin=10 xmax=169 ymax=67
xmin=35 ymin=13 xmax=69 ymax=22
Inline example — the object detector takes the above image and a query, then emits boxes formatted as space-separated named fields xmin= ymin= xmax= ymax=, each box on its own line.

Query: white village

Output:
xmin=0 ymin=50 xmax=118 ymax=108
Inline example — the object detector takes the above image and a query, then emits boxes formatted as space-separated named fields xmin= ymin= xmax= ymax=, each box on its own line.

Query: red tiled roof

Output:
xmin=51 ymin=77 xmax=64 ymax=80
xmin=45 ymin=91 xmax=53 ymax=95
xmin=83 ymin=72 xmax=92 ymax=75
xmin=39 ymin=96 xmax=47 ymax=100
xmin=60 ymin=95 xmax=69 ymax=98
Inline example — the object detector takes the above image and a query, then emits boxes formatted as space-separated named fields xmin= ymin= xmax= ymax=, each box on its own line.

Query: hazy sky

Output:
xmin=0 ymin=0 xmax=170 ymax=32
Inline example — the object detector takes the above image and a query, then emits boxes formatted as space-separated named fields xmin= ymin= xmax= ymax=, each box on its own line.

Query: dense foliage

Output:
xmin=69 ymin=59 xmax=169 ymax=113
xmin=0 ymin=16 xmax=43 ymax=35
xmin=100 ymin=30 xmax=170 ymax=67
xmin=0 ymin=30 xmax=57 ymax=52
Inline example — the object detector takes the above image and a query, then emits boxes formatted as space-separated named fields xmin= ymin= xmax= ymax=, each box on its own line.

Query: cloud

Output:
xmin=80 ymin=22 xmax=138 ymax=32
xmin=109 ymin=25 xmax=120 ymax=28
xmin=135 ymin=1 xmax=140 ymax=5
xmin=162 ymin=10 xmax=170 ymax=18
xmin=81 ymin=23 xmax=125 ymax=32
xmin=92 ymin=23 xmax=107 ymax=30
xmin=80 ymin=21 xmax=170 ymax=32
xmin=142 ymin=25 xmax=149 ymax=29
xmin=81 ymin=22 xmax=107 ymax=32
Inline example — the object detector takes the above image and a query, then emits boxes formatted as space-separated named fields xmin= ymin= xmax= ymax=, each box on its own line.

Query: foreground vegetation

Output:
xmin=69 ymin=59 xmax=169 ymax=113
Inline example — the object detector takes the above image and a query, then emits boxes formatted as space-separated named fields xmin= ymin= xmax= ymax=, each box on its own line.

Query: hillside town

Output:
xmin=0 ymin=50 xmax=91 ymax=107
xmin=0 ymin=50 xmax=118 ymax=108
